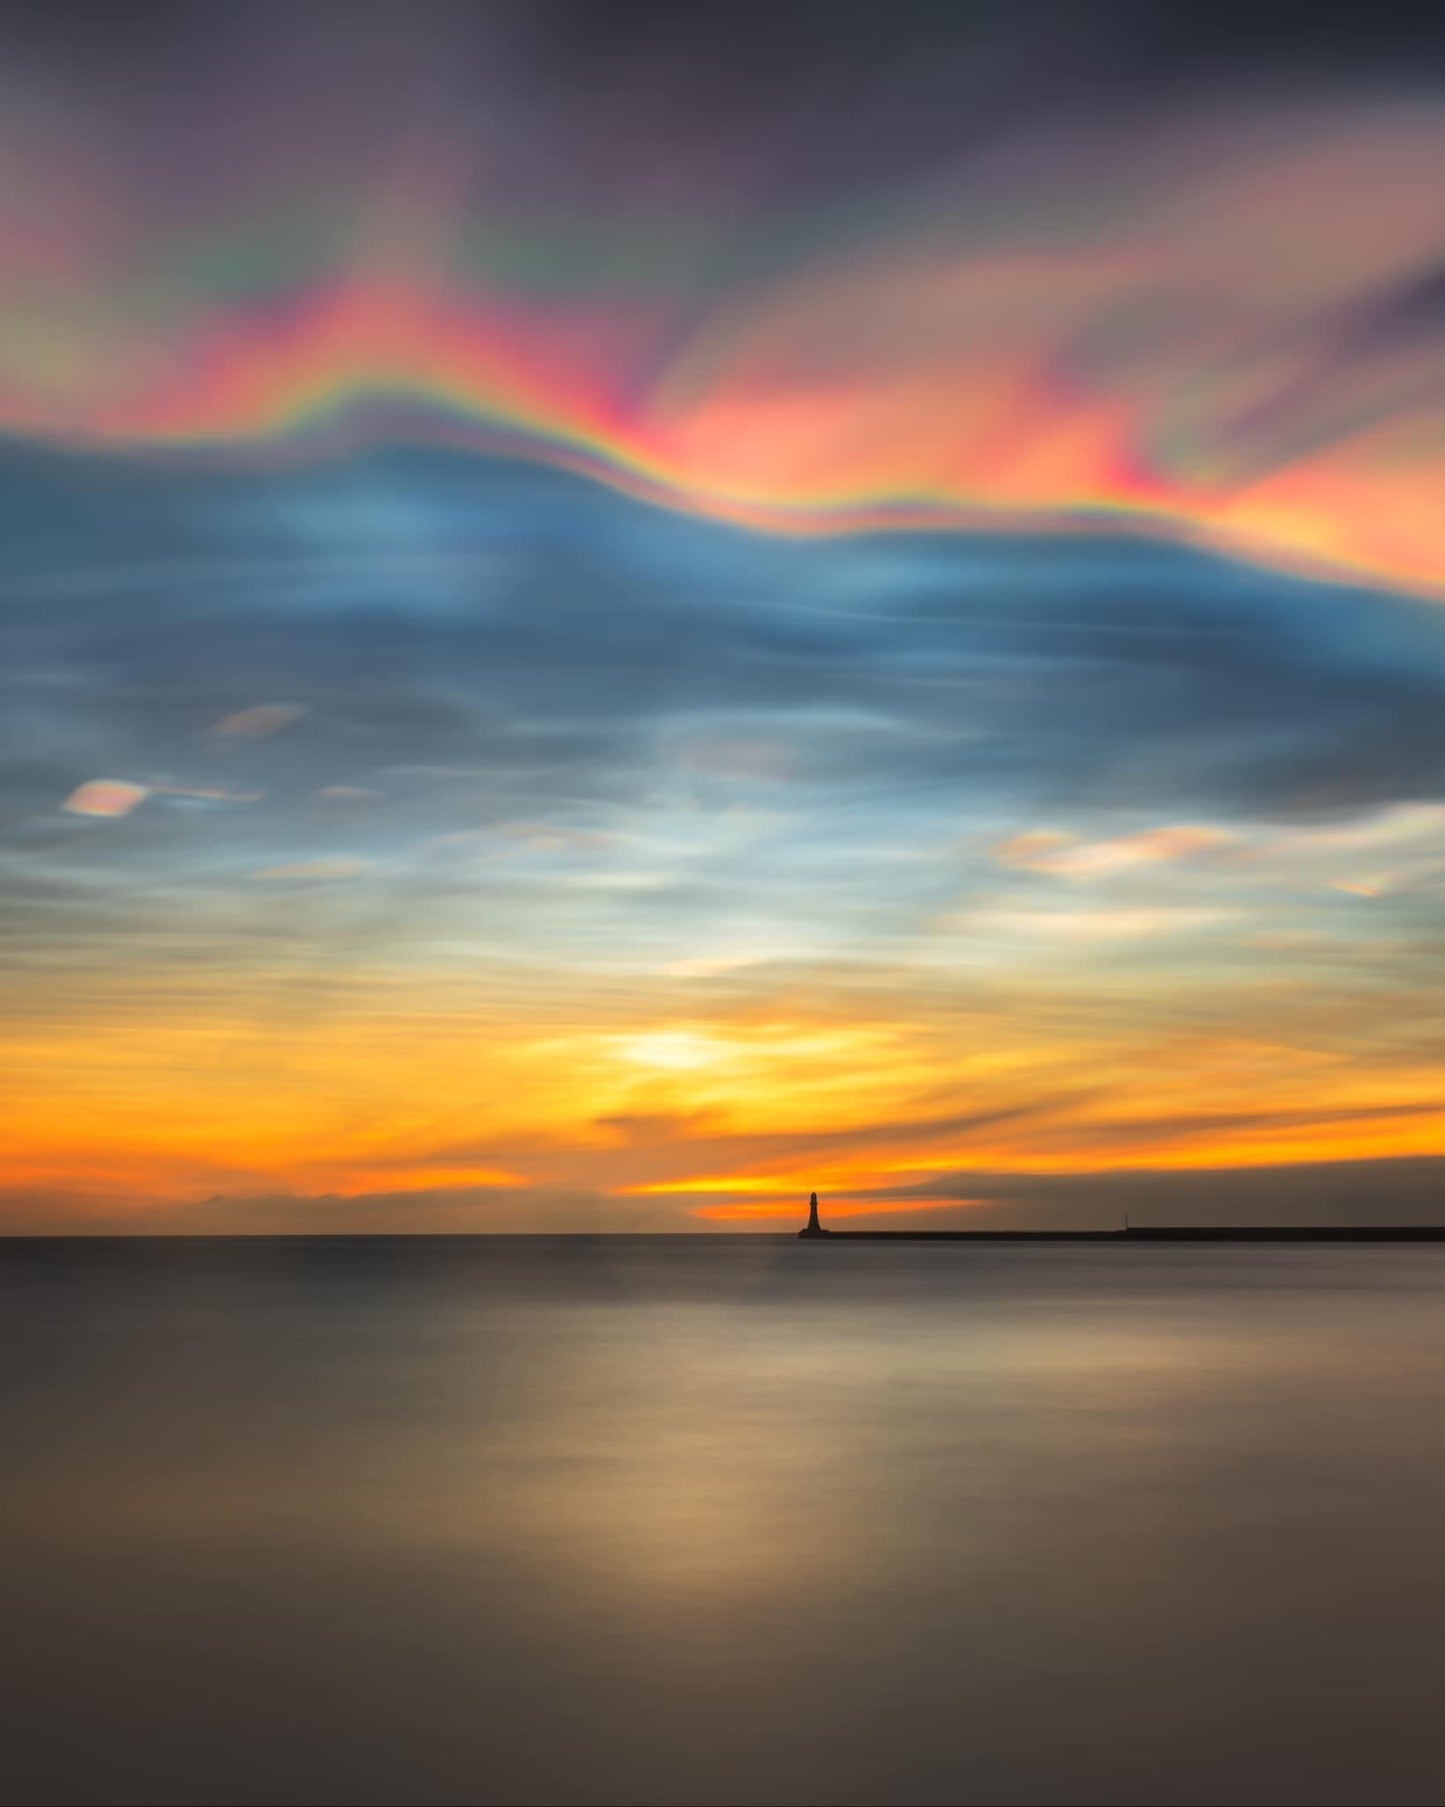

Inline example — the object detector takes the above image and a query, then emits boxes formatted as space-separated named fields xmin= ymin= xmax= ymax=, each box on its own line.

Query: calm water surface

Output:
xmin=5 ymin=1236 xmax=1445 ymax=1806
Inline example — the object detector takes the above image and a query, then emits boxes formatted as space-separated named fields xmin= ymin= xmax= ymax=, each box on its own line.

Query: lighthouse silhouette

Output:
xmin=799 ymin=1191 xmax=829 ymax=1238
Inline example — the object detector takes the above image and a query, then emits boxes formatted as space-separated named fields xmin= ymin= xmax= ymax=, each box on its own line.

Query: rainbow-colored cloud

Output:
xmin=0 ymin=82 xmax=1443 ymax=596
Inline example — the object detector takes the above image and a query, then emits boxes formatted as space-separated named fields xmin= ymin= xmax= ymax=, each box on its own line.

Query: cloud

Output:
xmin=986 ymin=804 xmax=1445 ymax=903
xmin=253 ymin=858 xmax=372 ymax=882
xmin=0 ymin=1184 xmax=693 ymax=1236
xmin=62 ymin=778 xmax=149 ymax=817
xmin=948 ymin=904 xmax=1240 ymax=942
xmin=993 ymin=825 xmax=1230 ymax=877
xmin=212 ymin=704 xmax=304 ymax=738
xmin=2 ymin=450 xmax=1443 ymax=1004
xmin=0 ymin=13 xmax=1442 ymax=598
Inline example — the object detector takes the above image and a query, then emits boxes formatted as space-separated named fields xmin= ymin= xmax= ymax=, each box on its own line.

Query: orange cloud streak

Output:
xmin=6 ymin=950 xmax=1439 ymax=1220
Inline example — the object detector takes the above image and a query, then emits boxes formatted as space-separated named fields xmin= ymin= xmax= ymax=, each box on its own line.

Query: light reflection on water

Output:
xmin=4 ymin=1236 xmax=1445 ymax=1806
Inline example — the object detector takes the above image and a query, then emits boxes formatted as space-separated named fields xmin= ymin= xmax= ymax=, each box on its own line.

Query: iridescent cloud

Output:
xmin=62 ymin=779 xmax=149 ymax=817
xmin=0 ymin=37 xmax=1441 ymax=595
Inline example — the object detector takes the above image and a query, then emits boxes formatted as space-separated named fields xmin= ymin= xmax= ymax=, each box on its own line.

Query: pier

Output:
xmin=796 ymin=1195 xmax=1445 ymax=1242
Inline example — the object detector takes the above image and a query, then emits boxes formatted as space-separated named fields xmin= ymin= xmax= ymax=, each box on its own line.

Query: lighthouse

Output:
xmin=798 ymin=1191 xmax=829 ymax=1238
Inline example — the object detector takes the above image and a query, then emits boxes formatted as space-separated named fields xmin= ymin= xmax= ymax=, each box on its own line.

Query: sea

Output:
xmin=4 ymin=1235 xmax=1445 ymax=1807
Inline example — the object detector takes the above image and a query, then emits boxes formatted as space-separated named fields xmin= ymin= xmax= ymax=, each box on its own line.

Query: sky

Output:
xmin=2 ymin=0 xmax=1444 ymax=1232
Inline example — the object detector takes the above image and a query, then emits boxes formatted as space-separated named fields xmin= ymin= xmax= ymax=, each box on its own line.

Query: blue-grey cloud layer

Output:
xmin=4 ymin=446 xmax=1444 ymax=946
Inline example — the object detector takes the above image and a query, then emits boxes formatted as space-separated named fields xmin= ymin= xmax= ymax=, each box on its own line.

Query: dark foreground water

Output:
xmin=5 ymin=1237 xmax=1445 ymax=1807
